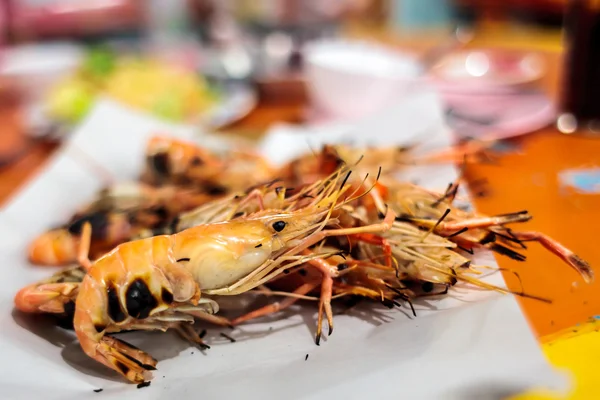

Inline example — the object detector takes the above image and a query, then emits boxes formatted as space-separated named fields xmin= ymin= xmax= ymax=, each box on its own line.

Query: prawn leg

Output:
xmin=300 ymin=254 xmax=337 ymax=344
xmin=316 ymin=272 xmax=333 ymax=345
xmin=96 ymin=311 xmax=216 ymax=382
xmin=285 ymin=207 xmax=396 ymax=261
xmin=405 ymin=211 xmax=532 ymax=232
xmin=350 ymin=233 xmax=393 ymax=268
xmin=171 ymin=301 xmax=234 ymax=328
xmin=173 ymin=322 xmax=211 ymax=350
xmin=93 ymin=335 xmax=156 ymax=383
xmin=77 ymin=222 xmax=93 ymax=271
xmin=231 ymin=281 xmax=319 ymax=325
xmin=103 ymin=336 xmax=158 ymax=369
xmin=509 ymin=231 xmax=594 ymax=283
xmin=237 ymin=188 xmax=267 ymax=211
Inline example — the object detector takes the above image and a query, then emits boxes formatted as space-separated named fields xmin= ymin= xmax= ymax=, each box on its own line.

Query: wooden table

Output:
xmin=1 ymin=24 xmax=598 ymax=398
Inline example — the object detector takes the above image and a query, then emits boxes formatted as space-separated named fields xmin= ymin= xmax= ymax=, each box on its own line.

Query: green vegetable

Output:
xmin=83 ymin=46 xmax=116 ymax=80
xmin=152 ymin=95 xmax=184 ymax=121
xmin=47 ymin=80 xmax=95 ymax=123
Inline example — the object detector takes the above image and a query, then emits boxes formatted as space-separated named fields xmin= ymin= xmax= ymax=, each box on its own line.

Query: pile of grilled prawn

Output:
xmin=14 ymin=136 xmax=593 ymax=384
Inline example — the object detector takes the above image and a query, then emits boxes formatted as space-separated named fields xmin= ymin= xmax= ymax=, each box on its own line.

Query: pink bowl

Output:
xmin=429 ymin=48 xmax=546 ymax=94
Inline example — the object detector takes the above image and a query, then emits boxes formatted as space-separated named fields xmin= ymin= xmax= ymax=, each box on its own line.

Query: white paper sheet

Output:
xmin=0 ymin=94 xmax=570 ymax=399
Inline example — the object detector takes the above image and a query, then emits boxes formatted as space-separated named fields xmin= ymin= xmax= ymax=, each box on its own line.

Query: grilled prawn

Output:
xmin=69 ymin=168 xmax=396 ymax=383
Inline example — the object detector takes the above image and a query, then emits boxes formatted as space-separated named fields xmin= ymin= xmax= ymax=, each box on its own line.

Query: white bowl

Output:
xmin=304 ymin=39 xmax=423 ymax=120
xmin=0 ymin=42 xmax=84 ymax=101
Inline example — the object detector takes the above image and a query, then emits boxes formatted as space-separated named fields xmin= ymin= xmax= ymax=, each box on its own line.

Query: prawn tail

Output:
xmin=27 ymin=229 xmax=80 ymax=266
xmin=14 ymin=282 xmax=80 ymax=314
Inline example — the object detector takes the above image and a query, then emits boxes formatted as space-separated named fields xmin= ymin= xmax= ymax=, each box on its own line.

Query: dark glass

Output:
xmin=558 ymin=0 xmax=600 ymax=133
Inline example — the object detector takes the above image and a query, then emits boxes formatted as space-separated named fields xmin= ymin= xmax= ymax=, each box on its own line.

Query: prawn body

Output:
xmin=73 ymin=197 xmax=359 ymax=383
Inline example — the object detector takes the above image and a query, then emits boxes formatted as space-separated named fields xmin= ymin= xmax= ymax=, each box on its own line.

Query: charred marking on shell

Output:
xmin=204 ymin=183 xmax=228 ymax=196
xmin=298 ymin=269 xmax=307 ymax=277
xmin=480 ymin=232 xmax=497 ymax=245
xmin=113 ymin=336 xmax=143 ymax=352
xmin=494 ymin=230 xmax=527 ymax=249
xmin=107 ymin=283 xmax=126 ymax=323
xmin=149 ymin=152 xmax=170 ymax=177
xmin=176 ymin=258 xmax=190 ymax=263
xmin=381 ymin=299 xmax=395 ymax=309
xmin=151 ymin=206 xmax=169 ymax=221
xmin=255 ymin=243 xmax=263 ymax=248
xmin=283 ymin=269 xmax=290 ymax=274
xmin=68 ymin=211 xmax=109 ymax=239
xmin=121 ymin=352 xmax=156 ymax=371
xmin=125 ymin=279 xmax=158 ymax=320
xmin=190 ymin=156 xmax=204 ymax=166
xmin=161 ymin=288 xmax=174 ymax=304
xmin=421 ymin=281 xmax=434 ymax=293
xmin=115 ymin=361 xmax=130 ymax=377
xmin=137 ymin=381 xmax=151 ymax=389
xmin=60 ymin=300 xmax=76 ymax=328
xmin=220 ymin=332 xmax=236 ymax=343
xmin=395 ymin=213 xmax=419 ymax=222
xmin=449 ymin=269 xmax=458 ymax=286
xmin=337 ymin=263 xmax=349 ymax=271
xmin=169 ymin=216 xmax=180 ymax=233
xmin=233 ymin=211 xmax=244 ymax=218
xmin=490 ymin=244 xmax=527 ymax=261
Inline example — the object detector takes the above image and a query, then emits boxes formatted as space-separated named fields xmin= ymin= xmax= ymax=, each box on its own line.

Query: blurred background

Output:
xmin=2 ymin=2 xmax=600 ymax=397
xmin=0 ymin=0 xmax=595 ymax=169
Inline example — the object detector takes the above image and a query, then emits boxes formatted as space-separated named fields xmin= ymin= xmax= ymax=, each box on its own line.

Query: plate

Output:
xmin=429 ymin=49 xmax=546 ymax=94
xmin=442 ymin=90 xmax=556 ymax=140
xmin=0 ymin=98 xmax=566 ymax=399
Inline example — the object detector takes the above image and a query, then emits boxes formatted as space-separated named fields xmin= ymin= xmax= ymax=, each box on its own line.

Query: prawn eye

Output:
xmin=272 ymin=221 xmax=286 ymax=232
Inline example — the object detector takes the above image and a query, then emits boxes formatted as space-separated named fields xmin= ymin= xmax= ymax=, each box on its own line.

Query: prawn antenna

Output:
xmin=420 ymin=208 xmax=451 ymax=242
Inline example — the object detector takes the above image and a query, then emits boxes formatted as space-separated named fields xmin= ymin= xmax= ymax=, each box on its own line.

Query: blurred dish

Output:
xmin=430 ymin=48 xmax=545 ymax=94
xmin=442 ymin=90 xmax=556 ymax=140
xmin=0 ymin=42 xmax=85 ymax=101
xmin=304 ymin=39 xmax=423 ymax=120
xmin=20 ymin=47 xmax=256 ymax=140
xmin=44 ymin=48 xmax=220 ymax=124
